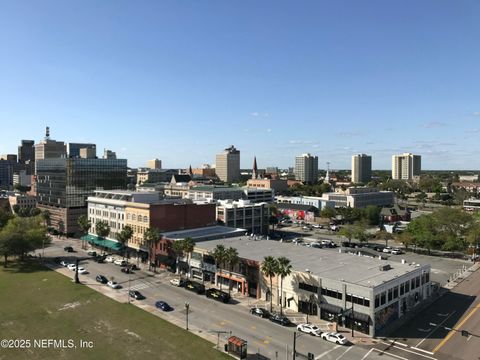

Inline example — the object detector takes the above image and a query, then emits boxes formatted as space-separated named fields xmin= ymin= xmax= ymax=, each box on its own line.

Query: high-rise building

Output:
xmin=147 ymin=159 xmax=162 ymax=169
xmin=215 ymin=145 xmax=240 ymax=183
xmin=351 ymin=154 xmax=372 ymax=184
xmin=67 ymin=143 xmax=96 ymax=158
xmin=18 ymin=140 xmax=35 ymax=164
xmin=392 ymin=153 xmax=421 ymax=180
xmin=34 ymin=127 xmax=66 ymax=161
xmin=36 ymin=157 xmax=128 ymax=235
xmin=103 ymin=149 xmax=117 ymax=159
xmin=294 ymin=153 xmax=318 ymax=184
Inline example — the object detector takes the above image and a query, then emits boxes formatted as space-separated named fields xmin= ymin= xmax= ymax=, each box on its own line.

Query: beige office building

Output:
xmin=392 ymin=153 xmax=421 ymax=180
xmin=215 ymin=145 xmax=240 ymax=183
xmin=352 ymin=154 xmax=372 ymax=184
xmin=147 ymin=159 xmax=162 ymax=169
xmin=294 ymin=153 xmax=318 ymax=184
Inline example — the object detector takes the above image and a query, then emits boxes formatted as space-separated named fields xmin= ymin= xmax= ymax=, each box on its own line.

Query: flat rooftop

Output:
xmin=195 ymin=237 xmax=428 ymax=288
xmin=162 ymin=226 xmax=247 ymax=241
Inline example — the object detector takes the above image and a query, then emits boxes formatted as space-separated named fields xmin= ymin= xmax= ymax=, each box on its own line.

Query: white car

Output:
xmin=170 ymin=278 xmax=183 ymax=287
xmin=114 ymin=259 xmax=127 ymax=266
xmin=297 ymin=323 xmax=322 ymax=336
xmin=107 ymin=281 xmax=121 ymax=289
xmin=77 ymin=267 xmax=88 ymax=274
xmin=105 ymin=256 xmax=116 ymax=263
xmin=60 ymin=260 xmax=69 ymax=267
xmin=67 ymin=263 xmax=77 ymax=271
xmin=321 ymin=332 xmax=348 ymax=345
xmin=391 ymin=248 xmax=404 ymax=255
xmin=383 ymin=247 xmax=392 ymax=253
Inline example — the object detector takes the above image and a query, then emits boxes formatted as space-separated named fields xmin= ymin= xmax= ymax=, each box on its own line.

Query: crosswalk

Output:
xmin=127 ymin=279 xmax=163 ymax=291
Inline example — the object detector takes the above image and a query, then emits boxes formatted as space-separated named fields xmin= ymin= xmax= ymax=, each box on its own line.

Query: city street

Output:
xmin=38 ymin=237 xmax=466 ymax=360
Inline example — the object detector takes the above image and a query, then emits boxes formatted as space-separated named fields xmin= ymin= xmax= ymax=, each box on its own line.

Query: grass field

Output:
xmin=0 ymin=261 xmax=231 ymax=360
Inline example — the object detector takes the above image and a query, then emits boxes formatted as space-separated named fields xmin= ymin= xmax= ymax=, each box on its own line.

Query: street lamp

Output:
xmin=184 ymin=301 xmax=190 ymax=330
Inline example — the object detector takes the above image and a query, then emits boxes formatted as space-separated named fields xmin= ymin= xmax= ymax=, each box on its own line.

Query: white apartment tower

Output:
xmin=215 ymin=145 xmax=240 ymax=183
xmin=294 ymin=153 xmax=318 ymax=184
xmin=392 ymin=153 xmax=421 ymax=180
xmin=352 ymin=154 xmax=372 ymax=184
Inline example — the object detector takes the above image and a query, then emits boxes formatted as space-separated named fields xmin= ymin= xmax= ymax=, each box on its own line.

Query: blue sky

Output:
xmin=1 ymin=0 xmax=479 ymax=170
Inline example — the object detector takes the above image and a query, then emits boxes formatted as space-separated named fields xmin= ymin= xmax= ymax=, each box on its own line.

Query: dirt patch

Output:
xmin=58 ymin=301 xmax=81 ymax=311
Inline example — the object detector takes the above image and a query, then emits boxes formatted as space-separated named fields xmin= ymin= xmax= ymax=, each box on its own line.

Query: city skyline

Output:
xmin=1 ymin=1 xmax=480 ymax=169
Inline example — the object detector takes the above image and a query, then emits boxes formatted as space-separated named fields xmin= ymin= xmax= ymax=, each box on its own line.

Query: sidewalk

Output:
xmin=443 ymin=261 xmax=480 ymax=290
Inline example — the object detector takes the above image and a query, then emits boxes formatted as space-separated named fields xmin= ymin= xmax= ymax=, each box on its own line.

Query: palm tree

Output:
xmin=276 ymin=256 xmax=292 ymax=315
xmin=261 ymin=256 xmax=278 ymax=313
xmin=41 ymin=210 xmax=50 ymax=228
xmin=211 ymin=244 xmax=226 ymax=291
xmin=225 ymin=247 xmax=239 ymax=296
xmin=143 ymin=227 xmax=161 ymax=271
xmin=95 ymin=220 xmax=110 ymax=255
xmin=172 ymin=239 xmax=185 ymax=275
xmin=77 ymin=215 xmax=91 ymax=250
xmin=182 ymin=237 xmax=196 ymax=278
xmin=117 ymin=225 xmax=133 ymax=259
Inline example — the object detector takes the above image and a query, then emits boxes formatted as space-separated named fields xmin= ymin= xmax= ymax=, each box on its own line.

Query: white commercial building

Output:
xmin=321 ymin=187 xmax=394 ymax=208
xmin=216 ymin=199 xmax=269 ymax=235
xmin=392 ymin=153 xmax=421 ymax=180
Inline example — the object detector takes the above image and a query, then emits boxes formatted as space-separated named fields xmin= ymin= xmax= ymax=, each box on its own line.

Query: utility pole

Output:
xmin=292 ymin=331 xmax=296 ymax=360
xmin=185 ymin=301 xmax=190 ymax=330
xmin=351 ymin=300 xmax=354 ymax=337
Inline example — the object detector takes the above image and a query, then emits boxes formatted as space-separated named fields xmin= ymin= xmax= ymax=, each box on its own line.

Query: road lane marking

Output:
xmin=372 ymin=348 xmax=408 ymax=360
xmin=315 ymin=344 xmax=341 ymax=359
xmin=360 ymin=348 xmax=373 ymax=360
xmin=380 ymin=342 xmax=437 ymax=360
xmin=432 ymin=306 xmax=480 ymax=353
xmin=334 ymin=346 xmax=352 ymax=359
xmin=394 ymin=341 xmax=408 ymax=347
xmin=411 ymin=347 xmax=434 ymax=355
xmin=416 ymin=311 xmax=456 ymax=347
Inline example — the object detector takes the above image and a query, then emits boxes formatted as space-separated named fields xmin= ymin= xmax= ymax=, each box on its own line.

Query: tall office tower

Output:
xmin=36 ymin=156 xmax=128 ymax=235
xmin=352 ymin=154 xmax=372 ymax=184
xmin=18 ymin=140 xmax=35 ymax=164
xmin=147 ymin=159 xmax=162 ymax=169
xmin=67 ymin=143 xmax=96 ymax=158
xmin=294 ymin=153 xmax=319 ymax=184
xmin=392 ymin=153 xmax=421 ymax=180
xmin=215 ymin=145 xmax=240 ymax=183
xmin=103 ymin=149 xmax=117 ymax=159
xmin=34 ymin=127 xmax=66 ymax=161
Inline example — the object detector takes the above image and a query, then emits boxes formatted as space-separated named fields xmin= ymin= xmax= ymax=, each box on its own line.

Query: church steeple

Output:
xmin=252 ymin=156 xmax=258 ymax=180
xmin=188 ymin=165 xmax=193 ymax=177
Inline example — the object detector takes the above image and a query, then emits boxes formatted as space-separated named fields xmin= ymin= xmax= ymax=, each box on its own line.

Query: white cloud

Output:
xmin=250 ymin=112 xmax=259 ymax=117
xmin=422 ymin=121 xmax=446 ymax=128
xmin=266 ymin=129 xmax=272 ymax=133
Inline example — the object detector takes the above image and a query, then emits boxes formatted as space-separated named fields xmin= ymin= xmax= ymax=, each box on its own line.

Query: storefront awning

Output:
xmin=345 ymin=309 xmax=371 ymax=323
xmin=320 ymin=303 xmax=342 ymax=314
xmin=81 ymin=235 xmax=123 ymax=251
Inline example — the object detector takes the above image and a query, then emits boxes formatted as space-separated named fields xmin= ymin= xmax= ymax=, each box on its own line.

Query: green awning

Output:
xmin=81 ymin=234 xmax=123 ymax=251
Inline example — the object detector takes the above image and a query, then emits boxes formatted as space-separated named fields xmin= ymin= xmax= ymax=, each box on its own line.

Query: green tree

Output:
xmin=225 ymin=247 xmax=239 ymax=297
xmin=95 ymin=220 xmax=110 ymax=255
xmin=376 ymin=230 xmax=394 ymax=247
xmin=41 ymin=210 xmax=50 ymax=227
xmin=320 ymin=207 xmax=336 ymax=219
xmin=0 ymin=208 xmax=13 ymax=230
xmin=364 ymin=205 xmax=381 ymax=225
xmin=339 ymin=224 xmax=356 ymax=245
xmin=406 ymin=215 xmax=439 ymax=254
xmin=276 ymin=256 xmax=292 ymax=315
xmin=117 ymin=225 xmax=133 ymax=259
xmin=212 ymin=244 xmax=226 ymax=291
xmin=143 ymin=227 xmax=161 ymax=272
xmin=77 ymin=215 xmax=91 ymax=250
xmin=172 ymin=239 xmax=185 ymax=274
xmin=261 ymin=256 xmax=278 ymax=312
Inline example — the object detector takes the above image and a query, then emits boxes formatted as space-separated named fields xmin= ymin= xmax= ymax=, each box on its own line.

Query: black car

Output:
xmin=64 ymin=246 xmax=74 ymax=252
xmin=87 ymin=251 xmax=97 ymax=257
xmin=96 ymin=275 xmax=108 ymax=284
xmin=205 ymin=288 xmax=230 ymax=303
xmin=128 ymin=264 xmax=139 ymax=271
xmin=94 ymin=255 xmax=106 ymax=263
xmin=250 ymin=307 xmax=269 ymax=318
xmin=121 ymin=267 xmax=134 ymax=274
xmin=129 ymin=290 xmax=145 ymax=300
xmin=184 ymin=280 xmax=205 ymax=294
xmin=269 ymin=313 xmax=291 ymax=326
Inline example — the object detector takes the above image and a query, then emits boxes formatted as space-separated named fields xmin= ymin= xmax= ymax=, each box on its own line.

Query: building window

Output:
xmin=416 ymin=276 xmax=420 ymax=288
xmin=375 ymin=294 xmax=380 ymax=308
xmin=380 ymin=292 xmax=386 ymax=306
xmin=132 ymin=214 xmax=136 ymax=221
xmin=405 ymin=281 xmax=410 ymax=293
xmin=388 ymin=288 xmax=393 ymax=302
xmin=143 ymin=216 xmax=148 ymax=222
xmin=393 ymin=287 xmax=398 ymax=299
xmin=400 ymin=283 xmax=405 ymax=296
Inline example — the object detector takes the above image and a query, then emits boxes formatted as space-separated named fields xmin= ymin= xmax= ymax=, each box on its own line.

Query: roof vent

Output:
xmin=379 ymin=264 xmax=392 ymax=271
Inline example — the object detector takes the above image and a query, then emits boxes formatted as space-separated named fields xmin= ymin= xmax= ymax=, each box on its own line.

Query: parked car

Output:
xmin=114 ymin=259 xmax=127 ymax=266
xmin=105 ymin=256 xmax=116 ymax=263
xmin=310 ymin=242 xmax=322 ymax=248
xmin=205 ymin=288 xmax=230 ymax=303
xmin=321 ymin=239 xmax=337 ymax=248
xmin=60 ymin=260 xmax=69 ymax=267
xmin=77 ymin=267 xmax=88 ymax=274
xmin=297 ymin=323 xmax=322 ymax=336
xmin=121 ymin=267 xmax=134 ymax=274
xmin=128 ymin=264 xmax=139 ymax=270
xmin=184 ymin=280 xmax=205 ymax=294
xmin=95 ymin=256 xmax=105 ymax=263
xmin=87 ymin=251 xmax=97 ymax=257
xmin=170 ymin=278 xmax=185 ymax=287
xmin=250 ymin=307 xmax=270 ymax=318
xmin=321 ymin=332 xmax=348 ymax=345
xmin=96 ymin=275 xmax=108 ymax=284
xmin=391 ymin=248 xmax=404 ymax=255
xmin=383 ymin=247 xmax=393 ymax=253
xmin=67 ymin=263 xmax=76 ymax=271
xmin=269 ymin=313 xmax=291 ymax=326
xmin=155 ymin=300 xmax=173 ymax=312
xmin=64 ymin=246 xmax=74 ymax=252
xmin=312 ymin=224 xmax=324 ymax=229
xmin=107 ymin=281 xmax=121 ymax=289
xmin=129 ymin=290 xmax=145 ymax=300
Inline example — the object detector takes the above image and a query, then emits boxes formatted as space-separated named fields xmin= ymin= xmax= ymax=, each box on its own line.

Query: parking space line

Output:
xmin=334 ymin=346 xmax=352 ymax=359
xmin=360 ymin=348 xmax=373 ymax=360
xmin=410 ymin=347 xmax=434 ymax=355
xmin=315 ymin=345 xmax=341 ymax=359
xmin=372 ymin=348 xmax=408 ymax=360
